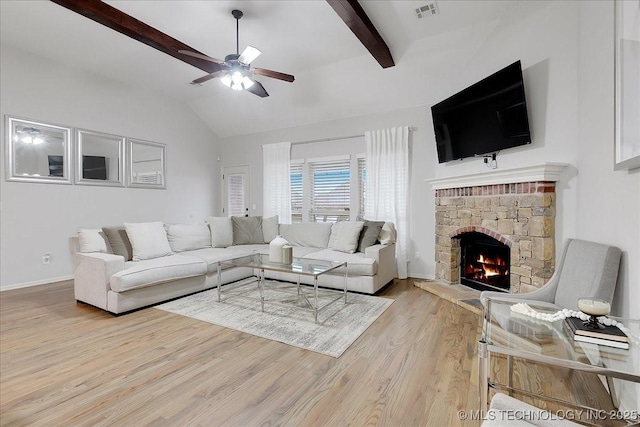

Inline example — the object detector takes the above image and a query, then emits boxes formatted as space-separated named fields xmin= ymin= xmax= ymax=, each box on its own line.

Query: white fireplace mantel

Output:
xmin=425 ymin=162 xmax=570 ymax=190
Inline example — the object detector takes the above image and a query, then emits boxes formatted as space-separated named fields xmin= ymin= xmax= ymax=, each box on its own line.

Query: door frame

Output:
xmin=221 ymin=164 xmax=250 ymax=217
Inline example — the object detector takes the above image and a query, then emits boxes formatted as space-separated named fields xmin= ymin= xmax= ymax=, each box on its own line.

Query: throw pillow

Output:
xmin=262 ymin=215 xmax=279 ymax=243
xmin=283 ymin=223 xmax=332 ymax=248
xmin=232 ymin=216 xmax=263 ymax=245
xmin=357 ymin=220 xmax=385 ymax=252
xmin=124 ymin=221 xmax=173 ymax=261
xmin=329 ymin=221 xmax=364 ymax=253
xmin=102 ymin=226 xmax=134 ymax=261
xmin=208 ymin=217 xmax=233 ymax=248
xmin=379 ymin=222 xmax=397 ymax=245
xmin=166 ymin=223 xmax=211 ymax=252
xmin=78 ymin=229 xmax=111 ymax=253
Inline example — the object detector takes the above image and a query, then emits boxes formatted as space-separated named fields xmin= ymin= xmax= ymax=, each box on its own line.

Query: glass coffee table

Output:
xmin=479 ymin=297 xmax=640 ymax=423
xmin=217 ymin=253 xmax=348 ymax=324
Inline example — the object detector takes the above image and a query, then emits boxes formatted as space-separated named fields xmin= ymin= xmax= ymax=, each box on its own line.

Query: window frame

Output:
xmin=290 ymin=154 xmax=365 ymax=223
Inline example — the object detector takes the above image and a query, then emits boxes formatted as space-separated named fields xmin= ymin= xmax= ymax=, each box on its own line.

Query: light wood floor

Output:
xmin=0 ymin=279 xmax=618 ymax=426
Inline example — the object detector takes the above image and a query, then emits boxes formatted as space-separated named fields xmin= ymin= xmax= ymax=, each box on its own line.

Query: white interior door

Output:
xmin=222 ymin=165 xmax=250 ymax=217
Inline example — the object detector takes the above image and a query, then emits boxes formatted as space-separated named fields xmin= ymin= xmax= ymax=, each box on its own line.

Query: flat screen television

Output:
xmin=82 ymin=155 xmax=107 ymax=180
xmin=431 ymin=60 xmax=531 ymax=163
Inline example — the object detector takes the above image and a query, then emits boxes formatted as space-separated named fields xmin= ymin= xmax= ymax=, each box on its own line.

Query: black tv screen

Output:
xmin=431 ymin=60 xmax=531 ymax=163
xmin=83 ymin=155 xmax=107 ymax=180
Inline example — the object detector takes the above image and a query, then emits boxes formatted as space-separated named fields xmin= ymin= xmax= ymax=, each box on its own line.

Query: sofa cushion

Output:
xmin=328 ymin=221 xmax=364 ymax=254
xmin=208 ymin=217 xmax=233 ymax=248
xmin=357 ymin=220 xmax=385 ymax=252
xmin=262 ymin=215 xmax=279 ymax=243
xmin=303 ymin=249 xmax=377 ymax=276
xmin=110 ymin=255 xmax=207 ymax=292
xmin=124 ymin=221 xmax=173 ymax=261
xmin=232 ymin=216 xmax=263 ymax=245
xmin=166 ymin=223 xmax=211 ymax=252
xmin=282 ymin=222 xmax=332 ymax=248
xmin=78 ymin=229 xmax=112 ymax=253
xmin=102 ymin=226 xmax=133 ymax=261
xmin=182 ymin=246 xmax=256 ymax=273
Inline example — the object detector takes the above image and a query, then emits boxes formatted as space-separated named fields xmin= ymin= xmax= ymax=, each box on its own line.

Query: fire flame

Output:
xmin=466 ymin=254 xmax=509 ymax=280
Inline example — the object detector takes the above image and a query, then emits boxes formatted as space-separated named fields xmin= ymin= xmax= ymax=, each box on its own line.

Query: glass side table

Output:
xmin=479 ymin=297 xmax=640 ymax=423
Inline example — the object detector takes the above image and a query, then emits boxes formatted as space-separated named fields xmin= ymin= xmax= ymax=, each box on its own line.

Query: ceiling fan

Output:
xmin=179 ymin=9 xmax=294 ymax=98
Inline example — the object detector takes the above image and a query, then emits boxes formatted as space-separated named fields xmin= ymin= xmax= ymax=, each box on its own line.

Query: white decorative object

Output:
xmin=509 ymin=303 xmax=631 ymax=336
xmin=577 ymin=298 xmax=611 ymax=316
xmin=269 ymin=235 xmax=288 ymax=263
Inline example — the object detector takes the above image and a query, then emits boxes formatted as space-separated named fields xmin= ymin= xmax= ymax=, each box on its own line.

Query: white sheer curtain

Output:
xmin=365 ymin=127 xmax=409 ymax=279
xmin=263 ymin=142 xmax=292 ymax=223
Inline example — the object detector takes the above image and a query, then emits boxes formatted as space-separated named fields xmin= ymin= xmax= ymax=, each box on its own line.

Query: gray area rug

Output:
xmin=155 ymin=280 xmax=394 ymax=358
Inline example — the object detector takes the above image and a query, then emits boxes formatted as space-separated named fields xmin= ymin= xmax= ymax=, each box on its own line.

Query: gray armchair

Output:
xmin=481 ymin=238 xmax=622 ymax=310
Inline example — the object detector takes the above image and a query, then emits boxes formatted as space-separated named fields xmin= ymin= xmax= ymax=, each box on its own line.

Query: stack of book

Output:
xmin=564 ymin=317 xmax=629 ymax=350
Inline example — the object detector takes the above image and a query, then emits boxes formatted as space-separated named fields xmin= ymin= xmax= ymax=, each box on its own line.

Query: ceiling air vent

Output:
xmin=415 ymin=2 xmax=440 ymax=19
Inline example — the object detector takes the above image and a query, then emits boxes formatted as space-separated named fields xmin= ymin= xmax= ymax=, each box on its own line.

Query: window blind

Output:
xmin=290 ymin=162 xmax=303 ymax=223
xmin=309 ymin=158 xmax=350 ymax=222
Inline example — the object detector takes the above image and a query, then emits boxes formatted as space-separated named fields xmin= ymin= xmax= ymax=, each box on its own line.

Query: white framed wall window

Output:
xmin=290 ymin=154 xmax=366 ymax=223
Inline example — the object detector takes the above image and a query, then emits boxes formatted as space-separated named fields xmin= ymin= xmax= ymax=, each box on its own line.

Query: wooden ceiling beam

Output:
xmin=326 ymin=0 xmax=394 ymax=68
xmin=49 ymin=0 xmax=220 ymax=74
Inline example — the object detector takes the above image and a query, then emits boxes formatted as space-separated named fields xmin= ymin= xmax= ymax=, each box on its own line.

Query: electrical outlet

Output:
xmin=42 ymin=254 xmax=51 ymax=264
xmin=415 ymin=251 xmax=421 ymax=259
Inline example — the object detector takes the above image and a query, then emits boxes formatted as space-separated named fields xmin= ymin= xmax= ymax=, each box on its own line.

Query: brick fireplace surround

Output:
xmin=427 ymin=163 xmax=568 ymax=294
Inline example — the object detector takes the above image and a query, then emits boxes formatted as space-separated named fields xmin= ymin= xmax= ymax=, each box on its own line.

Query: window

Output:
xmin=290 ymin=161 xmax=303 ymax=223
xmin=309 ymin=157 xmax=351 ymax=222
xmin=290 ymin=155 xmax=364 ymax=223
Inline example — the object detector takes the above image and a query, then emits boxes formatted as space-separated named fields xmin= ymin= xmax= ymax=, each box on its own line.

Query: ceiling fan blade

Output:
xmin=191 ymin=70 xmax=227 ymax=85
xmin=253 ymin=68 xmax=295 ymax=83
xmin=178 ymin=50 xmax=225 ymax=64
xmin=238 ymin=46 xmax=262 ymax=65
xmin=246 ymin=81 xmax=269 ymax=98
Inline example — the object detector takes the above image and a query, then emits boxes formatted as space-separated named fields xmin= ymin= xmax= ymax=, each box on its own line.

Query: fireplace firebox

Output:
xmin=460 ymin=232 xmax=510 ymax=292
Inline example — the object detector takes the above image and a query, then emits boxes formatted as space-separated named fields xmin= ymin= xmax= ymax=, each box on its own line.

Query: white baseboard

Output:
xmin=0 ymin=275 xmax=73 ymax=292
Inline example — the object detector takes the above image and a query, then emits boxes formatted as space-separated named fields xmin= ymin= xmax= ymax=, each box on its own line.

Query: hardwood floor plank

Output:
xmin=0 ymin=279 xmax=622 ymax=426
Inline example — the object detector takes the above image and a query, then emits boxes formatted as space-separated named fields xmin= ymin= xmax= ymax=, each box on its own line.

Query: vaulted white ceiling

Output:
xmin=0 ymin=1 xmax=549 ymax=138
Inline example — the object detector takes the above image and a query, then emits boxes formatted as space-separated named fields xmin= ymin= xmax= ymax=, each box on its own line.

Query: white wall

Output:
xmin=576 ymin=2 xmax=639 ymax=319
xmin=0 ymin=46 xmax=219 ymax=288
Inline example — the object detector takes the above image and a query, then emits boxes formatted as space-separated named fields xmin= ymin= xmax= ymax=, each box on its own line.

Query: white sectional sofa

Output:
xmin=73 ymin=217 xmax=397 ymax=314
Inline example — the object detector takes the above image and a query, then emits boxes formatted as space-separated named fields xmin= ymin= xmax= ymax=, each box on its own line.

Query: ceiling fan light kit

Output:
xmin=180 ymin=9 xmax=294 ymax=97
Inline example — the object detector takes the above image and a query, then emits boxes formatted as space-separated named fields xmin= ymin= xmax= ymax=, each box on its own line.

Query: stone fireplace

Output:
xmin=427 ymin=163 xmax=568 ymax=294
